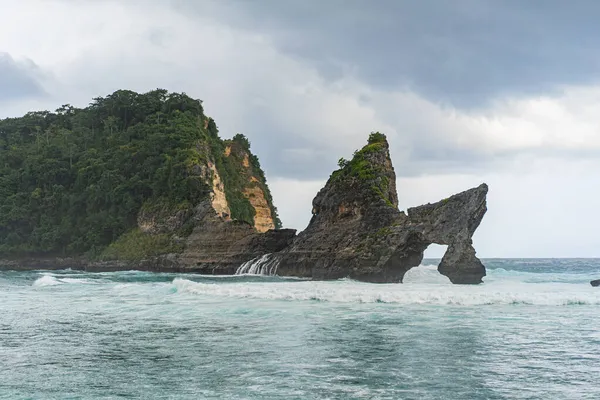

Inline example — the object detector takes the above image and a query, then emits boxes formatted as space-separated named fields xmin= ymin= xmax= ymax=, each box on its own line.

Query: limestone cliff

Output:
xmin=266 ymin=132 xmax=488 ymax=284
xmin=244 ymin=178 xmax=275 ymax=233
xmin=206 ymin=160 xmax=231 ymax=220
xmin=116 ymin=132 xmax=284 ymax=267
xmin=223 ymin=137 xmax=280 ymax=232
xmin=93 ymin=116 xmax=282 ymax=264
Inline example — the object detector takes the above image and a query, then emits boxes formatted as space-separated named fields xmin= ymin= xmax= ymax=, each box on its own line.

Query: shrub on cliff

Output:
xmin=329 ymin=132 xmax=394 ymax=207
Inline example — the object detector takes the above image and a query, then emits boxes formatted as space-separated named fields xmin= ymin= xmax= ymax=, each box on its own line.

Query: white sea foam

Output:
xmin=33 ymin=275 xmax=63 ymax=287
xmin=235 ymin=254 xmax=280 ymax=275
xmin=403 ymin=264 xmax=451 ymax=284
xmin=32 ymin=274 xmax=96 ymax=286
xmin=172 ymin=264 xmax=600 ymax=306
xmin=29 ymin=263 xmax=600 ymax=305
xmin=59 ymin=277 xmax=95 ymax=284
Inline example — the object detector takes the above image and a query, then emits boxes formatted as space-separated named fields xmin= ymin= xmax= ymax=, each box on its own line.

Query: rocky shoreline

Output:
xmin=1 ymin=134 xmax=490 ymax=284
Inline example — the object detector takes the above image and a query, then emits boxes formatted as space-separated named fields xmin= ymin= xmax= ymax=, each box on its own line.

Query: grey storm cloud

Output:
xmin=4 ymin=0 xmax=599 ymax=183
xmin=177 ymin=0 xmax=600 ymax=108
xmin=0 ymin=53 xmax=45 ymax=101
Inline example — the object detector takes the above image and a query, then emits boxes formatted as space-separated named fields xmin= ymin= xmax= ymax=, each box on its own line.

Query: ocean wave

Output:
xmin=485 ymin=267 xmax=599 ymax=284
xmin=407 ymin=264 xmax=599 ymax=284
xmin=28 ymin=263 xmax=600 ymax=305
xmin=171 ymin=276 xmax=600 ymax=306
xmin=32 ymin=274 xmax=96 ymax=287
xmin=33 ymin=275 xmax=63 ymax=287
xmin=403 ymin=264 xmax=451 ymax=284
xmin=59 ymin=277 xmax=96 ymax=284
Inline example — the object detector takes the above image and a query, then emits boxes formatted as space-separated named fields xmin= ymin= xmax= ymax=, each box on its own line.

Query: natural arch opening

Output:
xmin=403 ymin=244 xmax=450 ymax=284
xmin=423 ymin=243 xmax=448 ymax=261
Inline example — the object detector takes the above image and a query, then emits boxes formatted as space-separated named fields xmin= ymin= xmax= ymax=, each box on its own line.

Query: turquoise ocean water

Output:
xmin=1 ymin=259 xmax=600 ymax=399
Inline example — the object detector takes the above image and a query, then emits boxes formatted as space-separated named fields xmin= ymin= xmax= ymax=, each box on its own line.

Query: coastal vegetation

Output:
xmin=0 ymin=89 xmax=280 ymax=258
xmin=331 ymin=132 xmax=394 ymax=206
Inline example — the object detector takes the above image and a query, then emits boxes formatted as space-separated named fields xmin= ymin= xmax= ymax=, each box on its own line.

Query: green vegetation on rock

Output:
xmin=210 ymin=133 xmax=256 ymax=226
xmin=224 ymin=134 xmax=282 ymax=229
xmin=0 ymin=89 xmax=281 ymax=258
xmin=330 ymin=132 xmax=395 ymax=207
xmin=99 ymin=228 xmax=183 ymax=261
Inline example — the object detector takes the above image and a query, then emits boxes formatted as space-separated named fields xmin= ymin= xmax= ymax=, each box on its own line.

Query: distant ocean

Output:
xmin=1 ymin=259 xmax=600 ymax=399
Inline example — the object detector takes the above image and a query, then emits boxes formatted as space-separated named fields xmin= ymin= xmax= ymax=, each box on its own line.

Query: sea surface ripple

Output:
xmin=1 ymin=259 xmax=599 ymax=399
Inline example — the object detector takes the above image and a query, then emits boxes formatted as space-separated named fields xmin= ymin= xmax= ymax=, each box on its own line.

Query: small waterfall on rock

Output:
xmin=235 ymin=254 xmax=280 ymax=275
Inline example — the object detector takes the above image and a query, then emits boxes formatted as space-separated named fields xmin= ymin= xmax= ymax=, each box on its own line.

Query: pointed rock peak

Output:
xmin=311 ymin=133 xmax=398 ymax=223
xmin=329 ymin=132 xmax=397 ymax=207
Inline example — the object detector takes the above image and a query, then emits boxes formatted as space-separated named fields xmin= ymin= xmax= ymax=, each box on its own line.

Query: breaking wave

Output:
xmin=33 ymin=275 xmax=63 ymax=287
xmin=172 ymin=263 xmax=600 ymax=306
xmin=33 ymin=273 xmax=96 ymax=287
xmin=235 ymin=254 xmax=280 ymax=275
xmin=29 ymin=263 xmax=600 ymax=306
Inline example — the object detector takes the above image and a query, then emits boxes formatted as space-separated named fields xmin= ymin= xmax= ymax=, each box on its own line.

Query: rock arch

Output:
xmin=404 ymin=183 xmax=488 ymax=284
xmin=266 ymin=134 xmax=488 ymax=284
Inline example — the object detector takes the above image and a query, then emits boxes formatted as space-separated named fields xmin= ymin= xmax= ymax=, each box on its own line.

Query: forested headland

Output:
xmin=0 ymin=89 xmax=280 ymax=259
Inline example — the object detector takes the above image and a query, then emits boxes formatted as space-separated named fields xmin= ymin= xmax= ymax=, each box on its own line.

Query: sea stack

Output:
xmin=268 ymin=133 xmax=488 ymax=284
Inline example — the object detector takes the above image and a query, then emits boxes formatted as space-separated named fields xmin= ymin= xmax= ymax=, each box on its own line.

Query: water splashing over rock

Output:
xmin=235 ymin=254 xmax=280 ymax=275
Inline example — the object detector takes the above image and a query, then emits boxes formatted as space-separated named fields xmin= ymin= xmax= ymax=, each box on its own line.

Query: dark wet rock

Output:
xmin=407 ymin=184 xmax=488 ymax=284
xmin=591 ymin=279 xmax=600 ymax=287
xmin=269 ymin=134 xmax=488 ymax=284
xmin=0 ymin=258 xmax=86 ymax=271
xmin=0 ymin=200 xmax=296 ymax=274
xmin=175 ymin=200 xmax=296 ymax=274
xmin=98 ymin=200 xmax=295 ymax=274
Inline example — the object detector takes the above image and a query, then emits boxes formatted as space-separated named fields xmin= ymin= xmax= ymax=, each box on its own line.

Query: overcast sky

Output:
xmin=2 ymin=0 xmax=600 ymax=257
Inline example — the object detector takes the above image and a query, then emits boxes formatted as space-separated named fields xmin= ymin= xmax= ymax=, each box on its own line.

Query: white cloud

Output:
xmin=1 ymin=0 xmax=600 ymax=256
xmin=268 ymin=178 xmax=325 ymax=232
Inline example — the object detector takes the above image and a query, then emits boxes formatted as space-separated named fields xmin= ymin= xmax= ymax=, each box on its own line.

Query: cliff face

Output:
xmin=223 ymin=142 xmax=277 ymax=232
xmin=176 ymin=200 xmax=294 ymax=274
xmin=206 ymin=160 xmax=231 ymax=220
xmin=119 ymin=128 xmax=284 ymax=270
xmin=116 ymin=131 xmax=284 ymax=267
xmin=266 ymin=133 xmax=488 ymax=284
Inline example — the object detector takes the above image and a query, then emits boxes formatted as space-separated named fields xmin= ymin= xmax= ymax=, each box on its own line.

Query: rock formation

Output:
xmin=591 ymin=279 xmax=600 ymax=287
xmin=222 ymin=140 xmax=279 ymax=233
xmin=1 ymin=198 xmax=295 ymax=274
xmin=175 ymin=199 xmax=295 ymax=274
xmin=91 ymin=132 xmax=487 ymax=284
xmin=0 ymin=106 xmax=488 ymax=284
xmin=266 ymin=133 xmax=488 ymax=284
